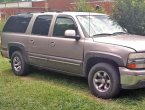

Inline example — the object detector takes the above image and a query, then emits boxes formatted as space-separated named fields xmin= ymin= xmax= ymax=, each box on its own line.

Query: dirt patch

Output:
xmin=20 ymin=76 xmax=34 ymax=81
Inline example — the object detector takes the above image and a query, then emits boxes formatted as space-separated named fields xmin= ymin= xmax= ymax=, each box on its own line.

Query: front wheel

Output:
xmin=11 ymin=51 xmax=29 ymax=76
xmin=88 ymin=63 xmax=121 ymax=99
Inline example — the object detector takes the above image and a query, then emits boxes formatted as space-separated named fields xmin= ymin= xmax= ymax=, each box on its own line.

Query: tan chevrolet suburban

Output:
xmin=1 ymin=12 xmax=145 ymax=99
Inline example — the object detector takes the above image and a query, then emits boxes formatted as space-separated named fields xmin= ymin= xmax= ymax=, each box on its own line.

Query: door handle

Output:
xmin=50 ymin=42 xmax=55 ymax=47
xmin=29 ymin=39 xmax=34 ymax=44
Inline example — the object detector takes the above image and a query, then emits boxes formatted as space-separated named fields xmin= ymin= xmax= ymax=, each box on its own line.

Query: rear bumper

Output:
xmin=120 ymin=67 xmax=145 ymax=89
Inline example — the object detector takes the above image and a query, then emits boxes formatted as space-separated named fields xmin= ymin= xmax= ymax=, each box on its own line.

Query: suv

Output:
xmin=1 ymin=12 xmax=145 ymax=99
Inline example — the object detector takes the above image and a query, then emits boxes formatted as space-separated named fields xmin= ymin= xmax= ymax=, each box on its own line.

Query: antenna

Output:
xmin=86 ymin=0 xmax=91 ymax=37
xmin=89 ymin=11 xmax=91 ymax=37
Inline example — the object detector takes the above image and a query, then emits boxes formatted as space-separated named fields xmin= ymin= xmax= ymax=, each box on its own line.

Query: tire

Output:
xmin=11 ymin=51 xmax=29 ymax=76
xmin=88 ymin=63 xmax=121 ymax=99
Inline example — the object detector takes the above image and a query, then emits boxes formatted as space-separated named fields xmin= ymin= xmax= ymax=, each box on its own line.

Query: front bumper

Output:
xmin=120 ymin=67 xmax=145 ymax=89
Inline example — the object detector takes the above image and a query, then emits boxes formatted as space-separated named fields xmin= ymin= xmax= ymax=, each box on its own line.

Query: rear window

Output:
xmin=3 ymin=14 xmax=32 ymax=33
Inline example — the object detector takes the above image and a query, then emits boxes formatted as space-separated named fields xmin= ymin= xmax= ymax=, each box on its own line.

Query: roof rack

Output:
xmin=16 ymin=12 xmax=32 ymax=15
xmin=46 ymin=9 xmax=63 ymax=13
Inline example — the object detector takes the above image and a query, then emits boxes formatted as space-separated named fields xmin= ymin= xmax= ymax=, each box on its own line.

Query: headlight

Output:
xmin=127 ymin=53 xmax=145 ymax=69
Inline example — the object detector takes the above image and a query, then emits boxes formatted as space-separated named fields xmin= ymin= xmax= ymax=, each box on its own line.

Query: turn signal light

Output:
xmin=127 ymin=63 xmax=136 ymax=69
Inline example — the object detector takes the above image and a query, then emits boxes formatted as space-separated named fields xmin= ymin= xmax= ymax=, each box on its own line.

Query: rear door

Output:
xmin=28 ymin=15 xmax=53 ymax=67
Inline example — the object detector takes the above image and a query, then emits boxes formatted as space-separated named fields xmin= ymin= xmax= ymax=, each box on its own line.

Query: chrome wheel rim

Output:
xmin=93 ymin=71 xmax=111 ymax=92
xmin=13 ymin=56 xmax=22 ymax=72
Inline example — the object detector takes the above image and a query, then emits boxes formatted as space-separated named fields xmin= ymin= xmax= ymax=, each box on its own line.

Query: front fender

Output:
xmin=83 ymin=51 xmax=125 ymax=76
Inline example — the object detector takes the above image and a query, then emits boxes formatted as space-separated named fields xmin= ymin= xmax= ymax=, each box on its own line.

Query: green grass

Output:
xmin=1 ymin=55 xmax=145 ymax=110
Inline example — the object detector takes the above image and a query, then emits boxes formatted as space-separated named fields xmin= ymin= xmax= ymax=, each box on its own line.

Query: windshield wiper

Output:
xmin=112 ymin=32 xmax=127 ymax=35
xmin=92 ymin=32 xmax=127 ymax=37
xmin=92 ymin=33 xmax=113 ymax=37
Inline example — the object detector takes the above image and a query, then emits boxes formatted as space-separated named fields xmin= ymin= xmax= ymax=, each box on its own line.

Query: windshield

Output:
xmin=77 ymin=15 xmax=126 ymax=37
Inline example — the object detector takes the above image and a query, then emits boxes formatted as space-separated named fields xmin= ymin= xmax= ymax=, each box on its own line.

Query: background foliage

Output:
xmin=0 ymin=0 xmax=31 ymax=2
xmin=0 ymin=20 xmax=5 ymax=35
xmin=112 ymin=0 xmax=145 ymax=36
xmin=75 ymin=0 xmax=104 ymax=13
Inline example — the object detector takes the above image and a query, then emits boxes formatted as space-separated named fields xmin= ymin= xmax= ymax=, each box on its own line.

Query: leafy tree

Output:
xmin=112 ymin=0 xmax=145 ymax=36
xmin=75 ymin=0 xmax=104 ymax=13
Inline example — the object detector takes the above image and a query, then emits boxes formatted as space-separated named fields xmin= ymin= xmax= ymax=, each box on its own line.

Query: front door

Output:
xmin=47 ymin=16 xmax=84 ymax=74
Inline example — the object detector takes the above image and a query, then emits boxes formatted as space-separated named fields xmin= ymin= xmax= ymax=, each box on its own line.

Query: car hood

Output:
xmin=93 ymin=34 xmax=145 ymax=52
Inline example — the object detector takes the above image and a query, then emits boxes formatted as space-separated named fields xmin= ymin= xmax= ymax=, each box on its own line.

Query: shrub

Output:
xmin=75 ymin=0 xmax=104 ymax=13
xmin=0 ymin=20 xmax=5 ymax=35
xmin=112 ymin=0 xmax=145 ymax=36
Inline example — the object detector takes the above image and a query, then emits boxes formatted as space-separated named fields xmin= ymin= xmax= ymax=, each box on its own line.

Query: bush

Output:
xmin=75 ymin=0 xmax=104 ymax=13
xmin=0 ymin=20 xmax=5 ymax=35
xmin=112 ymin=0 xmax=145 ymax=36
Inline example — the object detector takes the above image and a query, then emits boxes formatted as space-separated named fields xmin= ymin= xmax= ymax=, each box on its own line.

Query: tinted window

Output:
xmin=32 ymin=15 xmax=52 ymax=36
xmin=53 ymin=17 xmax=77 ymax=37
xmin=3 ymin=14 xmax=32 ymax=33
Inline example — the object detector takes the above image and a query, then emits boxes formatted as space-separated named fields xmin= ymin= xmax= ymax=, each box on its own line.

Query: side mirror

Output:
xmin=65 ymin=30 xmax=80 ymax=40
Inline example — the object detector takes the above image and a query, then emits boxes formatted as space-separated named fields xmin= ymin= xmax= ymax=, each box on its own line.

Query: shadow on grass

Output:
xmin=30 ymin=69 xmax=145 ymax=101
xmin=115 ymin=88 xmax=145 ymax=104
xmin=28 ymin=68 xmax=89 ymax=91
xmin=5 ymin=67 xmax=145 ymax=104
xmin=29 ymin=69 xmax=145 ymax=97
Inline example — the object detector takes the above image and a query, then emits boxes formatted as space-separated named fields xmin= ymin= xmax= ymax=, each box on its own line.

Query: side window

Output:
xmin=32 ymin=15 xmax=52 ymax=36
xmin=3 ymin=14 xmax=32 ymax=33
xmin=53 ymin=17 xmax=77 ymax=37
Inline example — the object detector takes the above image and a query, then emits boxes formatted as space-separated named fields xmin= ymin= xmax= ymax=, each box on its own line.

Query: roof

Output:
xmin=30 ymin=11 xmax=107 ymax=16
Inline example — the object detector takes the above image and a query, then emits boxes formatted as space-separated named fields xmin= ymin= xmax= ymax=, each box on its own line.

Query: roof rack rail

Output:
xmin=16 ymin=12 xmax=32 ymax=15
xmin=46 ymin=9 xmax=63 ymax=13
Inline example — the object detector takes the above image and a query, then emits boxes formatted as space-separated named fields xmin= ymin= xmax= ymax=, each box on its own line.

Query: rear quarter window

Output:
xmin=3 ymin=14 xmax=32 ymax=33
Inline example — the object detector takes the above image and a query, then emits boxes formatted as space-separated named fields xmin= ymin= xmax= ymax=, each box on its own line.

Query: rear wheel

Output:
xmin=11 ymin=51 xmax=29 ymax=76
xmin=88 ymin=63 xmax=120 ymax=99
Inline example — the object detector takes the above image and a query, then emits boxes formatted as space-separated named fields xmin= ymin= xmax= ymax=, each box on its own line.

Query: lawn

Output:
xmin=1 ymin=55 xmax=145 ymax=110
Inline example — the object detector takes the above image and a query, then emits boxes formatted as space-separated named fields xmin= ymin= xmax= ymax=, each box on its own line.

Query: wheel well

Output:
xmin=9 ymin=46 xmax=21 ymax=58
xmin=85 ymin=57 xmax=119 ymax=76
